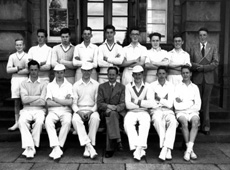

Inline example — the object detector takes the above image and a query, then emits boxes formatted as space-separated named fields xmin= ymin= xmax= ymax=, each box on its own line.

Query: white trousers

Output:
xmin=152 ymin=110 xmax=178 ymax=149
xmin=124 ymin=111 xmax=150 ymax=150
xmin=72 ymin=112 xmax=100 ymax=146
xmin=19 ymin=109 xmax=45 ymax=149
xmin=45 ymin=111 xmax=72 ymax=148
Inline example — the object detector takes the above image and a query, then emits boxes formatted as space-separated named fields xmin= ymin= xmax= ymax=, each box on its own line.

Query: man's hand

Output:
xmin=176 ymin=97 xmax=182 ymax=103
xmin=107 ymin=104 xmax=117 ymax=111
xmin=75 ymin=56 xmax=80 ymax=60
xmin=40 ymin=61 xmax=46 ymax=66
xmin=65 ymin=94 xmax=71 ymax=99
xmin=197 ymin=65 xmax=204 ymax=72
xmin=103 ymin=56 xmax=108 ymax=61
xmin=105 ymin=108 xmax=112 ymax=117
xmin=155 ymin=93 xmax=161 ymax=101
xmin=115 ymin=53 xmax=120 ymax=58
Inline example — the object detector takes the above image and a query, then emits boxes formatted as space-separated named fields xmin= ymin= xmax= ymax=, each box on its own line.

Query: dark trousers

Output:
xmin=198 ymin=83 xmax=213 ymax=132
xmin=105 ymin=111 xmax=121 ymax=151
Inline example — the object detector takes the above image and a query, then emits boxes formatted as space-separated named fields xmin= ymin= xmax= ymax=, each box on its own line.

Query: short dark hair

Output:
xmin=107 ymin=66 xmax=119 ymax=74
xmin=60 ymin=28 xmax=71 ymax=36
xmin=15 ymin=38 xmax=24 ymax=44
xmin=198 ymin=27 xmax=209 ymax=34
xmin=157 ymin=66 xmax=168 ymax=73
xmin=104 ymin=25 xmax=115 ymax=32
xmin=181 ymin=65 xmax=192 ymax=72
xmin=28 ymin=60 xmax=40 ymax=69
xmin=149 ymin=32 xmax=162 ymax=40
xmin=83 ymin=27 xmax=92 ymax=33
xmin=37 ymin=29 xmax=48 ymax=37
xmin=173 ymin=33 xmax=183 ymax=40
xmin=130 ymin=27 xmax=140 ymax=34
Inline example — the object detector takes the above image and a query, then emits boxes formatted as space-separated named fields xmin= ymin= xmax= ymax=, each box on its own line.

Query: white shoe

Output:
xmin=52 ymin=146 xmax=63 ymax=160
xmin=133 ymin=147 xmax=142 ymax=161
xmin=190 ymin=150 xmax=197 ymax=160
xmin=159 ymin=147 xmax=167 ymax=161
xmin=184 ymin=150 xmax=191 ymax=161
xmin=83 ymin=145 xmax=90 ymax=158
xmin=22 ymin=149 xmax=28 ymax=157
xmin=49 ymin=148 xmax=56 ymax=159
xmin=166 ymin=149 xmax=172 ymax=160
xmin=88 ymin=144 xmax=97 ymax=159
xmin=140 ymin=149 xmax=146 ymax=157
xmin=26 ymin=147 xmax=35 ymax=159
xmin=8 ymin=123 xmax=19 ymax=131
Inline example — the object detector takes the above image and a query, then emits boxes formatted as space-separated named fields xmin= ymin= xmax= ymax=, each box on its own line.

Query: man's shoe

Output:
xmin=159 ymin=147 xmax=167 ymax=161
xmin=133 ymin=147 xmax=141 ymax=161
xmin=190 ymin=150 xmax=197 ymax=160
xmin=83 ymin=146 xmax=90 ymax=158
xmin=183 ymin=151 xmax=191 ymax=161
xmin=8 ymin=123 xmax=19 ymax=131
xmin=203 ymin=131 xmax=210 ymax=135
xmin=49 ymin=148 xmax=56 ymax=159
xmin=166 ymin=149 xmax=172 ymax=160
xmin=88 ymin=144 xmax=98 ymax=159
xmin=105 ymin=151 xmax=114 ymax=158
xmin=116 ymin=142 xmax=123 ymax=151
xmin=26 ymin=147 xmax=35 ymax=159
xmin=53 ymin=146 xmax=63 ymax=160
xmin=22 ymin=148 xmax=29 ymax=157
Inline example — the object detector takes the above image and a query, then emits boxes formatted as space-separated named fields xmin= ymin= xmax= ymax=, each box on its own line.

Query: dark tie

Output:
xmin=201 ymin=43 xmax=205 ymax=57
xmin=110 ymin=84 xmax=114 ymax=92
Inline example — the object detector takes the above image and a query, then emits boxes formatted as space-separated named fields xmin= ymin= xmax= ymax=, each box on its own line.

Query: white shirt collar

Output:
xmin=27 ymin=77 xmax=41 ymax=83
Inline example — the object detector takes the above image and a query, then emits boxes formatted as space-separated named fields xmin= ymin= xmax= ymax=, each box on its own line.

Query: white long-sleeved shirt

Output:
xmin=174 ymin=81 xmax=201 ymax=114
xmin=73 ymin=42 xmax=98 ymax=68
xmin=46 ymin=78 xmax=73 ymax=112
xmin=125 ymin=81 xmax=156 ymax=112
xmin=28 ymin=44 xmax=52 ymax=77
xmin=150 ymin=80 xmax=174 ymax=113
xmin=98 ymin=40 xmax=124 ymax=73
xmin=168 ymin=48 xmax=191 ymax=75
xmin=72 ymin=78 xmax=99 ymax=113
xmin=20 ymin=78 xmax=47 ymax=111
xmin=145 ymin=48 xmax=169 ymax=75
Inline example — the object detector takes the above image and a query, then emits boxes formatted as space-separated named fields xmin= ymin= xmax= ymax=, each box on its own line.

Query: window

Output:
xmin=47 ymin=0 xmax=68 ymax=42
xmin=146 ymin=0 xmax=168 ymax=42
xmin=86 ymin=0 xmax=128 ymax=44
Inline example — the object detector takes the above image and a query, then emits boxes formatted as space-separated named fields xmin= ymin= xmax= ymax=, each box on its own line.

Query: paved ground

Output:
xmin=0 ymin=138 xmax=230 ymax=170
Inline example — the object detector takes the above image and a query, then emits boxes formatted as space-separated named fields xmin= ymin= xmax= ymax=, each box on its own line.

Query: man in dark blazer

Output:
xmin=189 ymin=27 xmax=219 ymax=135
xmin=97 ymin=66 xmax=126 ymax=158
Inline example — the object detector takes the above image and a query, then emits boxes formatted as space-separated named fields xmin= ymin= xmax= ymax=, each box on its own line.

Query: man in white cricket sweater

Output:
xmin=124 ymin=65 xmax=155 ymax=161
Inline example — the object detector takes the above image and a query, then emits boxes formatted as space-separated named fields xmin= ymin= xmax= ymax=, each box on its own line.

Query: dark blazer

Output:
xmin=97 ymin=81 xmax=126 ymax=117
xmin=189 ymin=42 xmax=219 ymax=84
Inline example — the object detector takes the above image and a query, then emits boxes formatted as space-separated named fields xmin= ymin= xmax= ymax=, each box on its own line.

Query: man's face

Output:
xmin=130 ymin=30 xmax=140 ymax=43
xmin=81 ymin=69 xmax=92 ymax=80
xmin=61 ymin=33 xmax=70 ymax=45
xmin=108 ymin=69 xmax=117 ymax=84
xmin=15 ymin=40 xmax=24 ymax=53
xmin=173 ymin=37 xmax=183 ymax=50
xmin=133 ymin=72 xmax=143 ymax=84
xmin=29 ymin=65 xmax=39 ymax=79
xmin=151 ymin=36 xmax=160 ymax=49
xmin=82 ymin=30 xmax=92 ymax=42
xmin=181 ymin=68 xmax=192 ymax=82
xmin=55 ymin=70 xmax=65 ymax=80
xmin=199 ymin=30 xmax=208 ymax=44
xmin=157 ymin=69 xmax=167 ymax=81
xmin=105 ymin=29 xmax=115 ymax=41
xmin=37 ymin=32 xmax=46 ymax=45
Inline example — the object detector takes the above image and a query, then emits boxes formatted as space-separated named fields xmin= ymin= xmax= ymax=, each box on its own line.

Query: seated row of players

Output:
xmin=18 ymin=59 xmax=201 ymax=162
xmin=6 ymin=26 xmax=190 ymax=132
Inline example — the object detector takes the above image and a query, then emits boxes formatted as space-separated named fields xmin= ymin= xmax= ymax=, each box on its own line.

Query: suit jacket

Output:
xmin=189 ymin=42 xmax=219 ymax=84
xmin=97 ymin=81 xmax=126 ymax=116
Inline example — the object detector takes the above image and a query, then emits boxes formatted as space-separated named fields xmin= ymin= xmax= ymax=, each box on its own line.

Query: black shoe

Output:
xmin=203 ymin=131 xmax=210 ymax=135
xmin=117 ymin=142 xmax=123 ymax=151
xmin=105 ymin=151 xmax=114 ymax=158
